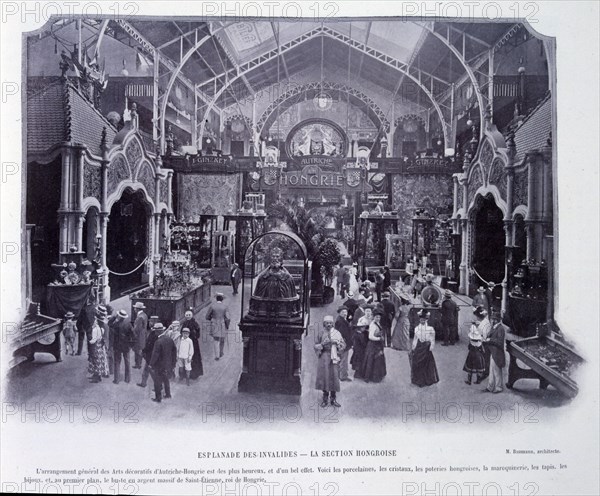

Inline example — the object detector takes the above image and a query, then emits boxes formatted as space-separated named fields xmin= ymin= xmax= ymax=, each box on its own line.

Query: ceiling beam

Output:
xmin=355 ymin=21 xmax=372 ymax=79
xmin=271 ymin=21 xmax=291 ymax=81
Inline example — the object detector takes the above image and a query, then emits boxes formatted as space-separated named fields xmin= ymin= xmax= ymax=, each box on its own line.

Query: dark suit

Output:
xmin=378 ymin=299 xmax=396 ymax=347
xmin=139 ymin=330 xmax=158 ymax=387
xmin=111 ymin=318 xmax=134 ymax=383
xmin=441 ymin=298 xmax=459 ymax=345
xmin=76 ymin=303 xmax=95 ymax=354
xmin=230 ymin=266 xmax=242 ymax=294
xmin=150 ymin=333 xmax=177 ymax=400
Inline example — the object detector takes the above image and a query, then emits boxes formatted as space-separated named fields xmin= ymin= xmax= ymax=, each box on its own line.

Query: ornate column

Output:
xmin=459 ymin=218 xmax=469 ymax=295
xmin=99 ymin=129 xmax=110 ymax=301
xmin=458 ymin=173 xmax=469 ymax=295
xmin=166 ymin=170 xmax=174 ymax=213
xmin=58 ymin=148 xmax=72 ymax=256
xmin=452 ymin=174 xmax=459 ymax=217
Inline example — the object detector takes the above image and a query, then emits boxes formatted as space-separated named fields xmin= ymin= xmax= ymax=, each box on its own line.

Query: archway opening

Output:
xmin=471 ymin=195 xmax=505 ymax=293
xmin=106 ymin=188 xmax=151 ymax=299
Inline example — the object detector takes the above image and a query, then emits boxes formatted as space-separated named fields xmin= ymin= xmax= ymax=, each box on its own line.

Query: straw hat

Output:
xmin=64 ymin=311 xmax=74 ymax=319
xmin=133 ymin=302 xmax=146 ymax=309
xmin=444 ymin=290 xmax=453 ymax=298
xmin=117 ymin=309 xmax=128 ymax=319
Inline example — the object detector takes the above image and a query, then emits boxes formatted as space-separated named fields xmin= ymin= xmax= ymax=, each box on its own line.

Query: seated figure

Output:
xmin=248 ymin=247 xmax=301 ymax=321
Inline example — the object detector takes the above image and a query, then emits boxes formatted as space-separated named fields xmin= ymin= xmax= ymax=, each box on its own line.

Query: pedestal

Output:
xmin=238 ymin=317 xmax=306 ymax=395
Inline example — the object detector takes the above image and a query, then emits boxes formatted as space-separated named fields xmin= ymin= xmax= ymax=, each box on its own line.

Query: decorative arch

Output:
xmin=256 ymin=82 xmax=391 ymax=136
xmin=82 ymin=197 xmax=102 ymax=213
xmin=512 ymin=205 xmax=528 ymax=220
xmin=468 ymin=187 xmax=508 ymax=218
xmin=106 ymin=181 xmax=154 ymax=213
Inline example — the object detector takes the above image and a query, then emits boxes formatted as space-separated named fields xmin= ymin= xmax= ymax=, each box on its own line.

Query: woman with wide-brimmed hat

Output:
xmin=361 ymin=308 xmax=387 ymax=383
xmin=409 ymin=309 xmax=439 ymax=387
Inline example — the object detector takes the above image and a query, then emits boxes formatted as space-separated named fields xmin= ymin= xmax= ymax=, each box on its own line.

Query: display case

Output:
xmin=507 ymin=258 xmax=549 ymax=336
xmin=356 ymin=208 xmax=398 ymax=277
xmin=223 ymin=203 xmax=267 ymax=272
xmin=9 ymin=302 xmax=62 ymax=367
xmin=238 ymin=230 xmax=311 ymax=395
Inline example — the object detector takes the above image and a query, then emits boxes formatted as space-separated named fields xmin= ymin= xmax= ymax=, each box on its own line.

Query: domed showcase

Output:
xmin=238 ymin=231 xmax=311 ymax=395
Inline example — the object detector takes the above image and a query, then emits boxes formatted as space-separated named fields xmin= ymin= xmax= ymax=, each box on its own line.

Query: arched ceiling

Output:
xmin=32 ymin=17 xmax=522 ymax=113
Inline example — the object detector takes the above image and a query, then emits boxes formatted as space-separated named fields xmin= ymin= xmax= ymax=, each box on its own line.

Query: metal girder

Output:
xmin=198 ymin=27 xmax=324 ymax=90
xmin=323 ymin=26 xmax=452 ymax=88
xmin=157 ymin=27 xmax=199 ymax=50
xmin=270 ymin=22 xmax=291 ymax=81
xmin=446 ymin=25 xmax=491 ymax=49
xmin=159 ymin=29 xmax=220 ymax=153
xmin=356 ymin=21 xmax=372 ymax=78
xmin=212 ymin=30 xmax=256 ymax=97
xmin=199 ymin=26 xmax=453 ymax=149
xmin=322 ymin=27 xmax=452 ymax=147
xmin=255 ymin=81 xmax=391 ymax=134
xmin=412 ymin=20 xmax=486 ymax=141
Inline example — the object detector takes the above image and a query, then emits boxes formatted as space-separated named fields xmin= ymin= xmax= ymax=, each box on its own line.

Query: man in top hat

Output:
xmin=473 ymin=286 xmax=490 ymax=316
xmin=111 ymin=309 xmax=135 ymax=384
xmin=149 ymin=322 xmax=177 ymax=402
xmin=137 ymin=320 xmax=161 ymax=388
xmin=377 ymin=291 xmax=396 ymax=347
xmin=335 ymin=306 xmax=353 ymax=381
xmin=230 ymin=263 xmax=242 ymax=295
xmin=441 ymin=290 xmax=459 ymax=346
xmin=132 ymin=301 xmax=148 ymax=369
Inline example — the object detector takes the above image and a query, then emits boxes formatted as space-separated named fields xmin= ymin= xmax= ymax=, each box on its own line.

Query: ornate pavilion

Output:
xmin=23 ymin=17 xmax=555 ymax=336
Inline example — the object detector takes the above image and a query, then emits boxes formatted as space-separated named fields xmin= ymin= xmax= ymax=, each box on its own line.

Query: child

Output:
xmin=463 ymin=328 xmax=486 ymax=385
xmin=63 ymin=312 xmax=77 ymax=355
xmin=177 ymin=328 xmax=194 ymax=386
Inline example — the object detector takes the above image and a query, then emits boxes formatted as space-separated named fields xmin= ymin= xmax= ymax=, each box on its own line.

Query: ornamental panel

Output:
xmin=478 ymin=140 xmax=494 ymax=180
xmin=159 ymin=177 xmax=168 ymax=206
xmin=178 ymin=174 xmax=241 ymax=222
xmin=125 ymin=138 xmax=143 ymax=176
xmin=107 ymin=155 xmax=131 ymax=196
xmin=489 ymin=158 xmax=507 ymax=200
xmin=513 ymin=167 xmax=528 ymax=207
xmin=83 ymin=160 xmax=101 ymax=200
xmin=137 ymin=162 xmax=155 ymax=201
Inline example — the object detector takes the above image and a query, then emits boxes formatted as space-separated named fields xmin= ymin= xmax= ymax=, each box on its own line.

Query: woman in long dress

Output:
xmin=391 ymin=294 xmax=411 ymax=351
xmin=314 ymin=315 xmax=346 ymax=407
xmin=88 ymin=308 xmax=109 ymax=383
xmin=351 ymin=306 xmax=372 ymax=379
xmin=181 ymin=309 xmax=203 ymax=379
xmin=409 ymin=309 xmax=439 ymax=387
xmin=361 ymin=309 xmax=387 ymax=382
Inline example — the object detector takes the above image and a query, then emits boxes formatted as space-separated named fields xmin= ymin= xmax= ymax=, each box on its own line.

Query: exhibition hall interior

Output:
xmin=7 ymin=16 xmax=581 ymax=423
